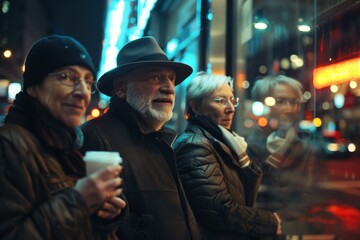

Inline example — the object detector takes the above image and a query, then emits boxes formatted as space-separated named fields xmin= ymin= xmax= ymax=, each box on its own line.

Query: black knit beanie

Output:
xmin=23 ymin=35 xmax=96 ymax=90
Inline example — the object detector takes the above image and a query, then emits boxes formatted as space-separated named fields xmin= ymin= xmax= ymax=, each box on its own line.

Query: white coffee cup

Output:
xmin=83 ymin=151 xmax=123 ymax=175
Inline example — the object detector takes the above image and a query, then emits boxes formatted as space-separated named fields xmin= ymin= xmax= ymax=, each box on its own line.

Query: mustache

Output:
xmin=151 ymin=93 xmax=175 ymax=102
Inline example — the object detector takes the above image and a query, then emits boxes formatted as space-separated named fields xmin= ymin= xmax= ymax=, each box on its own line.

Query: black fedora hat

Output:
xmin=97 ymin=36 xmax=193 ymax=96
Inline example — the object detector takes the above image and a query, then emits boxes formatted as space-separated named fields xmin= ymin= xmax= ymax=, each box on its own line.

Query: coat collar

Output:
xmin=186 ymin=122 xmax=242 ymax=168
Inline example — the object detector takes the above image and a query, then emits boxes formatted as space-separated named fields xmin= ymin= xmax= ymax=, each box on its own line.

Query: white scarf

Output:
xmin=265 ymin=127 xmax=297 ymax=168
xmin=218 ymin=125 xmax=250 ymax=168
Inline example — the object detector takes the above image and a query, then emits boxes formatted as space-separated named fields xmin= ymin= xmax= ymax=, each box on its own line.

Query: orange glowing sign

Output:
xmin=313 ymin=57 xmax=360 ymax=89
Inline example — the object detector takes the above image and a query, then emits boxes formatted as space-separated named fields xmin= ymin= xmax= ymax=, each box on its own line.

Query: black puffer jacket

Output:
xmin=0 ymin=92 xmax=119 ymax=240
xmin=173 ymin=116 xmax=278 ymax=240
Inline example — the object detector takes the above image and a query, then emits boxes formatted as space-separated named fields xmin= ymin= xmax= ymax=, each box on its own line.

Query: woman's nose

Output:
xmin=225 ymin=102 xmax=235 ymax=113
xmin=74 ymin=79 xmax=91 ymax=97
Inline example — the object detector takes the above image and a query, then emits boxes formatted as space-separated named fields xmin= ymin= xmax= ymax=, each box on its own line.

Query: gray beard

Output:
xmin=126 ymin=85 xmax=173 ymax=125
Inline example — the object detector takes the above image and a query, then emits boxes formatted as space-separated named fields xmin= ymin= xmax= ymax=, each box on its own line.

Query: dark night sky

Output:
xmin=44 ymin=0 xmax=108 ymax=71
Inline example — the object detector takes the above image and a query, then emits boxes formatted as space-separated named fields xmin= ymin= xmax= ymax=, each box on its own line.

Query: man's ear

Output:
xmin=114 ymin=79 xmax=127 ymax=98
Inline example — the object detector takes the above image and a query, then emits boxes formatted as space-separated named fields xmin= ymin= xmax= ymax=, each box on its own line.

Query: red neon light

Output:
xmin=313 ymin=57 xmax=360 ymax=89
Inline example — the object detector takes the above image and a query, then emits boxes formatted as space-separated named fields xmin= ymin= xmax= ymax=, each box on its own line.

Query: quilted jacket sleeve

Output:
xmin=174 ymin=134 xmax=278 ymax=237
xmin=0 ymin=125 xmax=122 ymax=240
xmin=0 ymin=132 xmax=93 ymax=239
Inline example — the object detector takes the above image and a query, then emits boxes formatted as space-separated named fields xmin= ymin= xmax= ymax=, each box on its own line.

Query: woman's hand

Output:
xmin=74 ymin=165 xmax=124 ymax=213
xmin=97 ymin=195 xmax=127 ymax=219
xmin=273 ymin=212 xmax=282 ymax=235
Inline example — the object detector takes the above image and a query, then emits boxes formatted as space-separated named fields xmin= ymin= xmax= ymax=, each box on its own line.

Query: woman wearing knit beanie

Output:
xmin=173 ymin=72 xmax=281 ymax=240
xmin=0 ymin=35 xmax=125 ymax=239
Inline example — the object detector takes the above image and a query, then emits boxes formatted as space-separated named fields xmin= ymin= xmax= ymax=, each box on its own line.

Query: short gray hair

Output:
xmin=186 ymin=71 xmax=234 ymax=116
xmin=251 ymin=75 xmax=303 ymax=102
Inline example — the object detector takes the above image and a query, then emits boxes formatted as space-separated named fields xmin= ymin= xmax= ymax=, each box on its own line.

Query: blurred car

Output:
xmin=314 ymin=131 xmax=356 ymax=158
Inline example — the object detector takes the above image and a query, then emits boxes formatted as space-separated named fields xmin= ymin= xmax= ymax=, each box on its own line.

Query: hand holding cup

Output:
xmin=74 ymin=151 xmax=124 ymax=214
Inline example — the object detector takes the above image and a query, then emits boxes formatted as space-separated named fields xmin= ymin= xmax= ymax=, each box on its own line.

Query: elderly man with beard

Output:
xmin=81 ymin=36 xmax=200 ymax=240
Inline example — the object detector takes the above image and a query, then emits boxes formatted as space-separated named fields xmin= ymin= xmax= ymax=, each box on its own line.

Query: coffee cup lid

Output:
xmin=83 ymin=151 xmax=122 ymax=164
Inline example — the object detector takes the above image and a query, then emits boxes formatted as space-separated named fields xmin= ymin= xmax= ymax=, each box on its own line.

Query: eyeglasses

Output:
xmin=213 ymin=97 xmax=239 ymax=108
xmin=48 ymin=71 xmax=97 ymax=94
xmin=275 ymin=98 xmax=300 ymax=106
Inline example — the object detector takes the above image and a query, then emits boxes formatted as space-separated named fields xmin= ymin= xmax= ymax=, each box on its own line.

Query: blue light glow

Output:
xmin=8 ymin=82 xmax=21 ymax=100
xmin=166 ymin=38 xmax=179 ymax=54
xmin=130 ymin=0 xmax=158 ymax=39
xmin=334 ymin=93 xmax=345 ymax=108
xmin=252 ymin=101 xmax=265 ymax=116
xmin=99 ymin=1 xmax=125 ymax=73
xmin=98 ymin=0 xmax=127 ymax=99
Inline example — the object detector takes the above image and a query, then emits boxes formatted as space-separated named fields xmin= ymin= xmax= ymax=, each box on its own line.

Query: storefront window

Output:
xmin=145 ymin=1 xmax=360 ymax=236
xmin=241 ymin=0 xmax=360 ymax=238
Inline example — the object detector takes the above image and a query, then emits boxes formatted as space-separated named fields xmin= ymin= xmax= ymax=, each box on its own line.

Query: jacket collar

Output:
xmin=186 ymin=121 xmax=242 ymax=168
xmin=188 ymin=115 xmax=224 ymax=141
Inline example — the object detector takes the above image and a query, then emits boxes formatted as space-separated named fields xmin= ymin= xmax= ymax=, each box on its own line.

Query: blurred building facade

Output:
xmin=3 ymin=0 xmax=360 ymax=138
xmin=101 ymin=0 xmax=360 ymax=238
xmin=107 ymin=0 xmax=360 ymax=139
xmin=0 ymin=0 xmax=106 ymax=121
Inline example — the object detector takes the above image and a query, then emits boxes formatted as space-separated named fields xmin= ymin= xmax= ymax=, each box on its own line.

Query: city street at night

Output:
xmin=1 ymin=0 xmax=360 ymax=239
xmin=311 ymin=155 xmax=360 ymax=239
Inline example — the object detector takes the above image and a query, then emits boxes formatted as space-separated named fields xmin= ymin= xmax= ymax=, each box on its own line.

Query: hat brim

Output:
xmin=97 ymin=61 xmax=193 ymax=96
